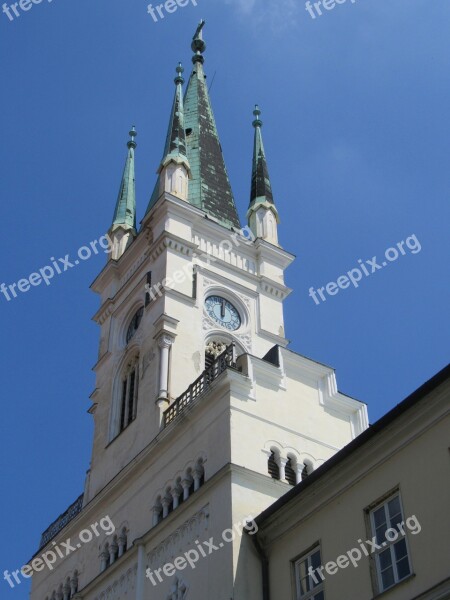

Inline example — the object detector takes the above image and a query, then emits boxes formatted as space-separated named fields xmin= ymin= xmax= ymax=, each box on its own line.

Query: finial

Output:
xmin=174 ymin=62 xmax=185 ymax=86
xmin=252 ymin=105 xmax=263 ymax=128
xmin=192 ymin=20 xmax=206 ymax=64
xmin=127 ymin=126 xmax=137 ymax=149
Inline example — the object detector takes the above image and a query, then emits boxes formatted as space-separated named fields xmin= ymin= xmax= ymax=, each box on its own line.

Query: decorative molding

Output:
xmin=149 ymin=232 xmax=198 ymax=264
xmin=259 ymin=276 xmax=292 ymax=300
xmin=147 ymin=505 xmax=210 ymax=568
xmin=318 ymin=373 xmax=369 ymax=437
xmin=93 ymin=301 xmax=115 ymax=326
xmin=192 ymin=234 xmax=257 ymax=275
xmin=92 ymin=564 xmax=138 ymax=600
xmin=158 ymin=334 xmax=175 ymax=350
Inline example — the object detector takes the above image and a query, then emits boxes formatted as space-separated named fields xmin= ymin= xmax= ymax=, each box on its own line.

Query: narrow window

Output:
xmin=301 ymin=462 xmax=310 ymax=481
xmin=294 ymin=545 xmax=324 ymax=600
xmin=118 ymin=359 xmax=139 ymax=435
xmin=192 ymin=270 xmax=197 ymax=300
xmin=285 ymin=457 xmax=297 ymax=486
xmin=369 ymin=493 xmax=412 ymax=593
xmin=145 ymin=272 xmax=152 ymax=307
xmin=127 ymin=369 xmax=136 ymax=426
xmin=120 ymin=380 xmax=127 ymax=431
xmin=268 ymin=451 xmax=280 ymax=480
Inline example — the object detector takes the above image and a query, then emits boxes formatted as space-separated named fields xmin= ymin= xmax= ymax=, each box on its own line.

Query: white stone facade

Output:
xmin=29 ymin=187 xmax=368 ymax=600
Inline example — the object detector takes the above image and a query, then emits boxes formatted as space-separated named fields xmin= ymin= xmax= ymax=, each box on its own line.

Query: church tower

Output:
xmin=29 ymin=23 xmax=368 ymax=600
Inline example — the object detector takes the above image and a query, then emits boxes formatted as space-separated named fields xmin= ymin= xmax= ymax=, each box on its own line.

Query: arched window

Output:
xmin=63 ymin=577 xmax=71 ymax=600
xmin=301 ymin=462 xmax=310 ymax=481
xmin=268 ymin=451 xmax=280 ymax=480
xmin=118 ymin=355 xmax=139 ymax=434
xmin=153 ymin=498 xmax=163 ymax=526
xmin=176 ymin=478 xmax=184 ymax=506
xmin=166 ymin=489 xmax=174 ymax=515
xmin=70 ymin=571 xmax=79 ymax=596
xmin=187 ymin=469 xmax=195 ymax=496
xmin=285 ymin=457 xmax=297 ymax=486
xmin=126 ymin=307 xmax=143 ymax=344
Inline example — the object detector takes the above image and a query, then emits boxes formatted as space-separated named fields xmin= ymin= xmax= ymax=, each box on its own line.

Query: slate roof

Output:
xmin=146 ymin=23 xmax=241 ymax=230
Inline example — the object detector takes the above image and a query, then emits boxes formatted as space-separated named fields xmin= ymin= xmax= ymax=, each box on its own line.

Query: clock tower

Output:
xmin=29 ymin=22 xmax=368 ymax=600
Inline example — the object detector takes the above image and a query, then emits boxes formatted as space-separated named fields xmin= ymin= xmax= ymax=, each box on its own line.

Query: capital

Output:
xmin=158 ymin=333 xmax=174 ymax=349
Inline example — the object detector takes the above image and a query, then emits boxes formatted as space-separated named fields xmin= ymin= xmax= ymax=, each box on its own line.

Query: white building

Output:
xmin=252 ymin=365 xmax=450 ymax=600
xmin=28 ymin=23 xmax=369 ymax=600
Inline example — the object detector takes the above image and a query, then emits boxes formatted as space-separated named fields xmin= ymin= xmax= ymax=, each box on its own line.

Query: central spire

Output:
xmin=145 ymin=22 xmax=241 ymax=229
xmin=183 ymin=21 xmax=240 ymax=229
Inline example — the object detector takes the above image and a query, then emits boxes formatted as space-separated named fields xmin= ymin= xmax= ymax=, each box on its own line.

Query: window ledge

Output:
xmin=371 ymin=573 xmax=416 ymax=600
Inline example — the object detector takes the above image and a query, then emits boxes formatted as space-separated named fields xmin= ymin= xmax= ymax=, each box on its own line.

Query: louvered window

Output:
xmin=268 ymin=451 xmax=280 ymax=480
xmin=286 ymin=457 xmax=297 ymax=486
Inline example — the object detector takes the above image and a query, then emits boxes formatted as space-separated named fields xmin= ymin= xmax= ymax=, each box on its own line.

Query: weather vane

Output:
xmin=193 ymin=19 xmax=206 ymax=40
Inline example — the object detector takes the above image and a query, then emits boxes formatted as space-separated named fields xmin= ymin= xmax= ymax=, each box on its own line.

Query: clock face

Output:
xmin=126 ymin=307 xmax=144 ymax=343
xmin=205 ymin=296 xmax=241 ymax=331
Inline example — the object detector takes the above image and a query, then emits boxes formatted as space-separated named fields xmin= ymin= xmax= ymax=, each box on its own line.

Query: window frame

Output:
xmin=293 ymin=543 xmax=325 ymax=600
xmin=109 ymin=351 xmax=140 ymax=442
xmin=119 ymin=360 xmax=139 ymax=432
xmin=366 ymin=489 xmax=413 ymax=595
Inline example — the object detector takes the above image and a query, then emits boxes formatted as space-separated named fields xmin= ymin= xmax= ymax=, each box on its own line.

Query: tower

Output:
xmin=29 ymin=23 xmax=369 ymax=600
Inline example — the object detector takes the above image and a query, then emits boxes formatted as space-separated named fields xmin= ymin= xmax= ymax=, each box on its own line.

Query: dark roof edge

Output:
xmin=255 ymin=362 xmax=450 ymax=527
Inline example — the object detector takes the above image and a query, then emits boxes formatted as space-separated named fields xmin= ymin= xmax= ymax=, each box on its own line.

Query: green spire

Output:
xmin=147 ymin=21 xmax=241 ymax=229
xmin=183 ymin=21 xmax=241 ymax=229
xmin=112 ymin=127 xmax=137 ymax=231
xmin=147 ymin=63 xmax=192 ymax=212
xmin=248 ymin=105 xmax=277 ymax=216
xmin=158 ymin=63 xmax=190 ymax=173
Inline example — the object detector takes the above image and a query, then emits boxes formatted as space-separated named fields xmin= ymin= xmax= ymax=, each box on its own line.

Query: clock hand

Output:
xmin=221 ymin=299 xmax=225 ymax=318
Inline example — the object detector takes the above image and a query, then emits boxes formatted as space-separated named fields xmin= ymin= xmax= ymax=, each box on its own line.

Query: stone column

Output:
xmin=109 ymin=539 xmax=118 ymax=565
xmin=295 ymin=462 xmax=304 ymax=485
xmin=100 ymin=550 xmax=109 ymax=572
xmin=172 ymin=486 xmax=181 ymax=510
xmin=279 ymin=457 xmax=288 ymax=482
xmin=181 ymin=477 xmax=191 ymax=501
xmin=118 ymin=531 xmax=127 ymax=557
xmin=193 ymin=466 xmax=203 ymax=491
xmin=162 ymin=496 xmax=171 ymax=519
xmin=157 ymin=334 xmax=174 ymax=399
xmin=152 ymin=506 xmax=162 ymax=527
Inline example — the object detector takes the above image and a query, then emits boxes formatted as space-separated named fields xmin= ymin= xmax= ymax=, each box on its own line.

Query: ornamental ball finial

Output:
xmin=174 ymin=62 xmax=185 ymax=85
xmin=127 ymin=126 xmax=137 ymax=149
xmin=252 ymin=105 xmax=263 ymax=128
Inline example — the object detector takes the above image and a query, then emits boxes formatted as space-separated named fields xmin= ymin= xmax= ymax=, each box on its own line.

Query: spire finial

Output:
xmin=174 ymin=62 xmax=184 ymax=86
xmin=192 ymin=19 xmax=206 ymax=64
xmin=252 ymin=105 xmax=263 ymax=128
xmin=127 ymin=126 xmax=137 ymax=149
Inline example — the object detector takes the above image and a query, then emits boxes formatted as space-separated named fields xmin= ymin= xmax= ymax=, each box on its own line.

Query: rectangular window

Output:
xmin=369 ymin=493 xmax=412 ymax=593
xmin=294 ymin=546 xmax=324 ymax=600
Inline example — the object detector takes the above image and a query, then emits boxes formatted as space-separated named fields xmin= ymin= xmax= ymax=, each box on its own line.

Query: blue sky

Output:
xmin=0 ymin=0 xmax=449 ymax=596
